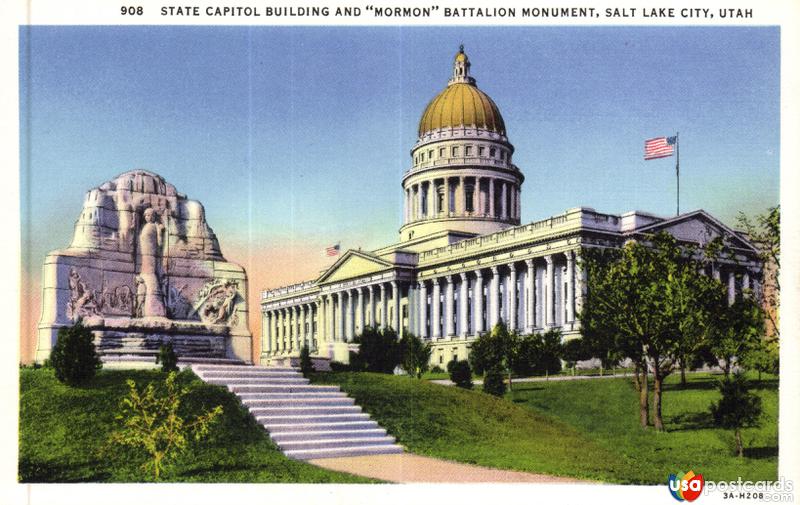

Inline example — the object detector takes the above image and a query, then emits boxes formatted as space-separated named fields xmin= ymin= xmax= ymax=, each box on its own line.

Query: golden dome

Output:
xmin=418 ymin=83 xmax=506 ymax=137
xmin=417 ymin=46 xmax=506 ymax=137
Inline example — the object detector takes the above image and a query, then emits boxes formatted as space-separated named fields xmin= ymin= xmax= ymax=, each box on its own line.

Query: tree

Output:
xmin=482 ymin=367 xmax=506 ymax=397
xmin=468 ymin=322 xmax=521 ymax=390
xmin=49 ymin=320 xmax=103 ymax=386
xmin=449 ymin=360 xmax=473 ymax=389
xmin=706 ymin=297 xmax=765 ymax=376
xmin=561 ymin=337 xmax=591 ymax=375
xmin=400 ymin=333 xmax=432 ymax=379
xmin=579 ymin=233 xmax=716 ymax=430
xmin=299 ymin=344 xmax=315 ymax=376
xmin=107 ymin=372 xmax=223 ymax=480
xmin=156 ymin=342 xmax=178 ymax=373
xmin=710 ymin=373 xmax=762 ymax=457
xmin=353 ymin=326 xmax=403 ymax=373
xmin=737 ymin=206 xmax=779 ymax=337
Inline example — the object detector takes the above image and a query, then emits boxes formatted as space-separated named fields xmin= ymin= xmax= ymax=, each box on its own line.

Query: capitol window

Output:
xmin=439 ymin=147 xmax=445 ymax=157
xmin=465 ymin=145 xmax=473 ymax=156
xmin=478 ymin=146 xmax=485 ymax=156
xmin=452 ymin=146 xmax=459 ymax=157
xmin=490 ymin=147 xmax=496 ymax=157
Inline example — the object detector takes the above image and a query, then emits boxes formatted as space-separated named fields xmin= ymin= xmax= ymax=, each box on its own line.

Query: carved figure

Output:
xmin=137 ymin=208 xmax=166 ymax=317
xmin=67 ymin=268 xmax=98 ymax=320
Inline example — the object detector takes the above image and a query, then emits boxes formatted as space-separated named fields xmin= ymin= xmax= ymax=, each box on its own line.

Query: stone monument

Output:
xmin=36 ymin=170 xmax=252 ymax=364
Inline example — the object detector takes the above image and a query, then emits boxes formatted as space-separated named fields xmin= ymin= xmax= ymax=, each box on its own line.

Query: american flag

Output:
xmin=644 ymin=136 xmax=677 ymax=160
xmin=325 ymin=243 xmax=340 ymax=257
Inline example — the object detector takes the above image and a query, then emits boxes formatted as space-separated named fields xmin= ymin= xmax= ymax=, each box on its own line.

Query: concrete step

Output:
xmin=284 ymin=444 xmax=404 ymax=460
xmin=251 ymin=406 xmax=364 ymax=417
xmin=202 ymin=372 xmax=309 ymax=384
xmin=193 ymin=365 xmax=298 ymax=373
xmin=270 ymin=428 xmax=388 ymax=442
xmin=276 ymin=436 xmax=397 ymax=451
xmin=204 ymin=377 xmax=309 ymax=386
xmin=229 ymin=384 xmax=339 ymax=393
xmin=241 ymin=397 xmax=356 ymax=408
xmin=261 ymin=420 xmax=380 ymax=433
xmin=237 ymin=392 xmax=349 ymax=401
xmin=256 ymin=413 xmax=371 ymax=424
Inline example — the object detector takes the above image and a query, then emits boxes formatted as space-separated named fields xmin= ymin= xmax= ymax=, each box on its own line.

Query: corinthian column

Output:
xmin=544 ymin=255 xmax=554 ymax=327
xmin=445 ymin=275 xmax=455 ymax=338
xmin=380 ymin=283 xmax=388 ymax=330
xmin=474 ymin=270 xmax=484 ymax=334
xmin=525 ymin=259 xmax=535 ymax=332
xmin=459 ymin=272 xmax=469 ymax=338
xmin=418 ymin=280 xmax=428 ymax=338
xmin=508 ymin=263 xmax=517 ymax=331
xmin=391 ymin=281 xmax=400 ymax=333
xmin=355 ymin=287 xmax=363 ymax=334
xmin=489 ymin=266 xmax=500 ymax=329
xmin=431 ymin=278 xmax=441 ymax=339
xmin=565 ymin=251 xmax=575 ymax=324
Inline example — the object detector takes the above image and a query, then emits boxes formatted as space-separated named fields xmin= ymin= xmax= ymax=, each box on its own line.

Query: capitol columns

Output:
xmin=315 ymin=299 xmax=323 ymax=349
xmin=489 ymin=265 xmax=500 ymax=328
xmin=431 ymin=278 xmax=441 ymax=339
xmin=728 ymin=271 xmax=736 ymax=305
xmin=544 ymin=255 xmax=554 ymax=327
xmin=335 ymin=292 xmax=344 ymax=343
xmin=574 ymin=249 xmax=586 ymax=325
xmin=298 ymin=305 xmax=306 ymax=351
xmin=445 ymin=275 xmax=455 ymax=338
xmin=391 ymin=281 xmax=400 ymax=333
xmin=459 ymin=272 xmax=469 ymax=338
xmin=418 ymin=280 xmax=428 ymax=338
xmin=262 ymin=311 xmax=271 ymax=355
xmin=380 ymin=283 xmax=388 ymax=330
xmin=488 ymin=179 xmax=496 ymax=218
xmin=367 ymin=284 xmax=375 ymax=327
xmin=565 ymin=251 xmax=575 ymax=324
xmin=525 ymin=258 xmax=535 ymax=333
xmin=355 ymin=287 xmax=364 ymax=335
xmin=474 ymin=269 xmax=484 ymax=334
xmin=508 ymin=262 xmax=517 ymax=330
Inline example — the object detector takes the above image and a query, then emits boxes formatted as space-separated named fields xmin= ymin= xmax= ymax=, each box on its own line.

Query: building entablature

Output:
xmin=402 ymin=164 xmax=523 ymax=186
xmin=413 ymin=125 xmax=510 ymax=150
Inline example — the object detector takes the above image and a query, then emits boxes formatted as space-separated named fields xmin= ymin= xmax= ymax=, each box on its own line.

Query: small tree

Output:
xmin=468 ymin=322 xmax=521 ymax=390
xmin=562 ymin=337 xmax=591 ymax=375
xmin=710 ymin=373 xmax=762 ymax=457
xmin=299 ymin=344 xmax=315 ymax=376
xmin=50 ymin=320 xmax=102 ymax=386
xmin=483 ymin=367 xmax=506 ymax=397
xmin=108 ymin=372 xmax=223 ymax=481
xmin=156 ymin=342 xmax=179 ymax=373
xmin=449 ymin=360 xmax=473 ymax=389
xmin=706 ymin=297 xmax=765 ymax=376
xmin=401 ymin=333 xmax=432 ymax=379
xmin=353 ymin=326 xmax=403 ymax=373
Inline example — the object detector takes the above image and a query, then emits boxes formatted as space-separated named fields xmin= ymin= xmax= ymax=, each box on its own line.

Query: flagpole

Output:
xmin=676 ymin=131 xmax=680 ymax=216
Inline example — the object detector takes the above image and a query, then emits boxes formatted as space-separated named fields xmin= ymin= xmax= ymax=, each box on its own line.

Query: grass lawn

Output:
xmin=19 ymin=367 xmax=373 ymax=483
xmin=311 ymin=371 xmax=629 ymax=482
xmin=313 ymin=371 xmax=778 ymax=484
xmin=509 ymin=372 xmax=778 ymax=483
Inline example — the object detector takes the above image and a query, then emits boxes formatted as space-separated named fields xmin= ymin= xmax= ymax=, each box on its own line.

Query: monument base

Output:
xmin=37 ymin=316 xmax=252 ymax=366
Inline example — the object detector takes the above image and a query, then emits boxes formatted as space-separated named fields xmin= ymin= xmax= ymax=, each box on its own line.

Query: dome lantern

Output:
xmin=448 ymin=44 xmax=476 ymax=86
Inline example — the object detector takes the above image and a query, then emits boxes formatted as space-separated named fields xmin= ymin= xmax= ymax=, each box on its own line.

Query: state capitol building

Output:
xmin=260 ymin=46 xmax=761 ymax=366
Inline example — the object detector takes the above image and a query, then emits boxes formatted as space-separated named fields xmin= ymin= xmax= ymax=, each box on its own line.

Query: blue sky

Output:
xmin=20 ymin=26 xmax=779 ymax=277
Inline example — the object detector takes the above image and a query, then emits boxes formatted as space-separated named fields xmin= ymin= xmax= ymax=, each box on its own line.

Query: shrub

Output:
xmin=483 ymin=367 xmax=506 ymax=397
xmin=432 ymin=365 xmax=445 ymax=374
xmin=107 ymin=372 xmax=223 ymax=481
xmin=449 ymin=360 xmax=473 ymax=390
xmin=299 ymin=344 xmax=315 ymax=376
xmin=156 ymin=342 xmax=179 ymax=373
xmin=710 ymin=373 xmax=762 ymax=457
xmin=400 ymin=333 xmax=432 ymax=379
xmin=329 ymin=361 xmax=351 ymax=372
xmin=353 ymin=326 xmax=403 ymax=373
xmin=49 ymin=320 xmax=102 ymax=386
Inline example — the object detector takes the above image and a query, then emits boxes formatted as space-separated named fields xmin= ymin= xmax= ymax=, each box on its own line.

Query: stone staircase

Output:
xmin=191 ymin=364 xmax=404 ymax=460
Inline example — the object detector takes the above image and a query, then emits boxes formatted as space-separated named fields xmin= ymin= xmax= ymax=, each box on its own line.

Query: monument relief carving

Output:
xmin=37 ymin=170 xmax=252 ymax=364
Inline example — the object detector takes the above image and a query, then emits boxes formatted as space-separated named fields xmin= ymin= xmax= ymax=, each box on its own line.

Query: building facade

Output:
xmin=260 ymin=47 xmax=761 ymax=367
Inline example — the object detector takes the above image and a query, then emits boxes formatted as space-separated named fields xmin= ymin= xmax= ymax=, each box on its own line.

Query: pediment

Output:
xmin=632 ymin=210 xmax=757 ymax=253
xmin=317 ymin=250 xmax=394 ymax=285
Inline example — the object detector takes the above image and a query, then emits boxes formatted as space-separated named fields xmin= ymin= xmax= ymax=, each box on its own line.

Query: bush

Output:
xmin=353 ymin=326 xmax=403 ymax=373
xmin=156 ymin=342 xmax=178 ymax=373
xmin=49 ymin=320 xmax=102 ymax=386
xmin=483 ymin=367 xmax=506 ymax=397
xmin=449 ymin=360 xmax=473 ymax=389
xmin=400 ymin=333 xmax=432 ymax=379
xmin=710 ymin=373 xmax=762 ymax=457
xmin=107 ymin=372 xmax=222 ymax=481
xmin=299 ymin=344 xmax=315 ymax=376
xmin=329 ymin=361 xmax=351 ymax=372
xmin=433 ymin=365 xmax=446 ymax=374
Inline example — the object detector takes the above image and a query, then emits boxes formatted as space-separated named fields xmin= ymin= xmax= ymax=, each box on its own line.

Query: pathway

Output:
xmin=308 ymin=453 xmax=590 ymax=483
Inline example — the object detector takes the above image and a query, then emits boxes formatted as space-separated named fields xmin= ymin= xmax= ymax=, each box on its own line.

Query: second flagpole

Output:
xmin=676 ymin=132 xmax=680 ymax=216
